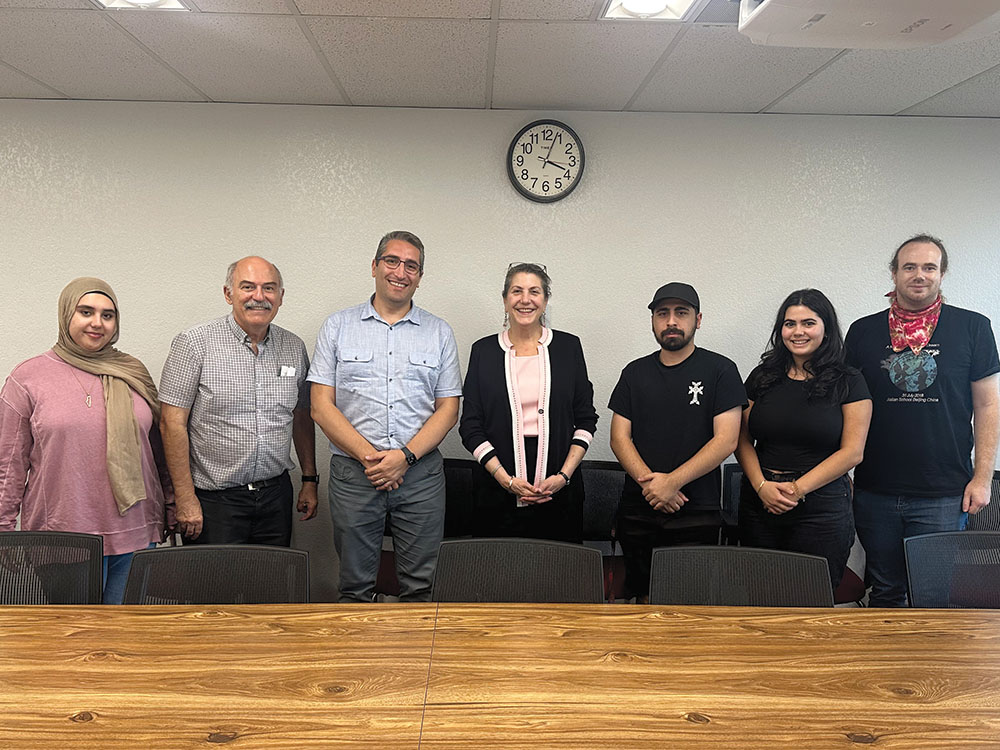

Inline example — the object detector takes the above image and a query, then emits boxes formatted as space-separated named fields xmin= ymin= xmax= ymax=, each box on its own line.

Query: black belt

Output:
xmin=761 ymin=468 xmax=804 ymax=482
xmin=226 ymin=472 xmax=287 ymax=492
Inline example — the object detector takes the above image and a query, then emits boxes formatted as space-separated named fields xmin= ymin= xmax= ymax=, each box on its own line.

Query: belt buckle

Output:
xmin=247 ymin=481 xmax=258 ymax=491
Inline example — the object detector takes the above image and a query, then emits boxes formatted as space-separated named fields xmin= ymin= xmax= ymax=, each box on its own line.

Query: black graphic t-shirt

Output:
xmin=608 ymin=348 xmax=746 ymax=511
xmin=845 ymin=304 xmax=999 ymax=496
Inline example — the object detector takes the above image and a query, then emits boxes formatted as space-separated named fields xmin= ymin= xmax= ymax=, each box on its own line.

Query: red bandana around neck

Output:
xmin=886 ymin=291 xmax=942 ymax=355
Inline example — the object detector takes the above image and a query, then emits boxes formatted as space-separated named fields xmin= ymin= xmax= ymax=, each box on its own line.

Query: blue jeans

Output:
xmin=102 ymin=543 xmax=156 ymax=605
xmin=853 ymin=490 xmax=967 ymax=607
xmin=329 ymin=450 xmax=445 ymax=603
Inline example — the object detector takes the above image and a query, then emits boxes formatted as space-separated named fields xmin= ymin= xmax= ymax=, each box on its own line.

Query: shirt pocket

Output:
xmin=269 ymin=370 xmax=302 ymax=413
xmin=405 ymin=351 xmax=439 ymax=390
xmin=337 ymin=349 xmax=374 ymax=391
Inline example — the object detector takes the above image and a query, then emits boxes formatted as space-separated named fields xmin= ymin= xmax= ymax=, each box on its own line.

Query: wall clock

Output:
xmin=506 ymin=119 xmax=585 ymax=203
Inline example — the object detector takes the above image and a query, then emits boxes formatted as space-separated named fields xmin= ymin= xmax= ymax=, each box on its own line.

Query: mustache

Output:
xmin=244 ymin=301 xmax=273 ymax=311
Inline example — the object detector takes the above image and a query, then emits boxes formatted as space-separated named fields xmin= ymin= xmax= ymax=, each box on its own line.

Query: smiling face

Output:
xmin=652 ymin=299 xmax=700 ymax=353
xmin=224 ymin=257 xmax=283 ymax=335
xmin=781 ymin=304 xmax=825 ymax=366
xmin=68 ymin=292 xmax=118 ymax=352
xmin=503 ymin=272 xmax=548 ymax=330
xmin=372 ymin=239 xmax=422 ymax=310
xmin=892 ymin=241 xmax=944 ymax=311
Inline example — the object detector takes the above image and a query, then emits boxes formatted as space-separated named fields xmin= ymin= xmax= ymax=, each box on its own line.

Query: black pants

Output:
xmin=738 ymin=472 xmax=854 ymax=590
xmin=190 ymin=471 xmax=293 ymax=546
xmin=617 ymin=495 xmax=720 ymax=599
xmin=470 ymin=437 xmax=584 ymax=544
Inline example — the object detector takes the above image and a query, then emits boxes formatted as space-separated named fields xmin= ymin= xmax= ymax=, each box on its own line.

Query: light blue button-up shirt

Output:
xmin=307 ymin=299 xmax=463 ymax=457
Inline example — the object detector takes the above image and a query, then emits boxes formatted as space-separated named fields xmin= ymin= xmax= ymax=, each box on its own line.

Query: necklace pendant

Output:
xmin=85 ymin=395 xmax=92 ymax=408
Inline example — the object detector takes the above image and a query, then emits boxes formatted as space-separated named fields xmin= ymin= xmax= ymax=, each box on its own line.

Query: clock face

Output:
xmin=507 ymin=120 xmax=585 ymax=203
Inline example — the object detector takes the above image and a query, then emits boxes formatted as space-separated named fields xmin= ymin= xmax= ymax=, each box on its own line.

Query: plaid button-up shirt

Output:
xmin=159 ymin=315 xmax=310 ymax=490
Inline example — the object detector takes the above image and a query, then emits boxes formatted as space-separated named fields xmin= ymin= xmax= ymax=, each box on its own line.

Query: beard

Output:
xmin=658 ymin=328 xmax=694 ymax=351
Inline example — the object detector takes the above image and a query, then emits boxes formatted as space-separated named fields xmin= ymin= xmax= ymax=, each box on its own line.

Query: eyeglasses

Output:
xmin=507 ymin=262 xmax=547 ymax=272
xmin=377 ymin=255 xmax=422 ymax=274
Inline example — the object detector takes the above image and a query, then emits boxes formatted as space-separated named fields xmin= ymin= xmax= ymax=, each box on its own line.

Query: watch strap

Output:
xmin=301 ymin=475 xmax=320 ymax=483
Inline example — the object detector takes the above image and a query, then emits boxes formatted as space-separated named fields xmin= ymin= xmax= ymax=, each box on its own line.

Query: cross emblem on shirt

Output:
xmin=688 ymin=381 xmax=704 ymax=405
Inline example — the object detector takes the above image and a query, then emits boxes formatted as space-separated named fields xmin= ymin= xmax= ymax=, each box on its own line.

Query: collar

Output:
xmin=227 ymin=314 xmax=270 ymax=345
xmin=362 ymin=295 xmax=422 ymax=326
xmin=498 ymin=326 xmax=553 ymax=352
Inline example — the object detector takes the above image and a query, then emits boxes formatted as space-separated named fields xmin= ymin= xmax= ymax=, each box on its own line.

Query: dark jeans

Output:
xmin=617 ymin=495 xmax=720 ymax=599
xmin=739 ymin=472 xmax=854 ymax=590
xmin=190 ymin=471 xmax=293 ymax=546
xmin=854 ymin=489 xmax=967 ymax=607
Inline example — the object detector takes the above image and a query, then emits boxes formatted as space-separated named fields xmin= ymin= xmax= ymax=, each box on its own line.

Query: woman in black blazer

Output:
xmin=459 ymin=263 xmax=598 ymax=543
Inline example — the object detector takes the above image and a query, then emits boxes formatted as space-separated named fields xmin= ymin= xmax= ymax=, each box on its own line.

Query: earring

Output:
xmin=503 ymin=311 xmax=509 ymax=329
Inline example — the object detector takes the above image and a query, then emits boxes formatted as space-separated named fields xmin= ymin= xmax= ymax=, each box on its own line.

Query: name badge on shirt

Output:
xmin=279 ymin=366 xmax=296 ymax=377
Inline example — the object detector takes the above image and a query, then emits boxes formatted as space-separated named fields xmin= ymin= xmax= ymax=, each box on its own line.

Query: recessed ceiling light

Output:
xmin=94 ymin=0 xmax=189 ymax=10
xmin=603 ymin=0 xmax=698 ymax=20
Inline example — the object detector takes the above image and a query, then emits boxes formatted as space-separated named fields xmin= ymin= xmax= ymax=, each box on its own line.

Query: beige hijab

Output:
xmin=52 ymin=278 xmax=160 ymax=516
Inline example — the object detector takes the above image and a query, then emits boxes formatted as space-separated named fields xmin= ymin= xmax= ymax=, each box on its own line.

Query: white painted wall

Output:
xmin=3 ymin=101 xmax=998 ymax=597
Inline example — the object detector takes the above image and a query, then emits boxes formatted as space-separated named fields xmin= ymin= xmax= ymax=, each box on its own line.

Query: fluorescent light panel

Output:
xmin=603 ymin=0 xmax=699 ymax=20
xmin=95 ymin=0 xmax=189 ymax=10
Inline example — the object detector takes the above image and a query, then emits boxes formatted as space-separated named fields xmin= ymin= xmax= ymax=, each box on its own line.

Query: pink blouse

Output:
xmin=0 ymin=351 xmax=173 ymax=556
xmin=514 ymin=353 xmax=541 ymax=437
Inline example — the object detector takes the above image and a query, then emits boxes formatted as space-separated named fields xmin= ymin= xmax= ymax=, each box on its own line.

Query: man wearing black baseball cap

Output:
xmin=609 ymin=282 xmax=746 ymax=602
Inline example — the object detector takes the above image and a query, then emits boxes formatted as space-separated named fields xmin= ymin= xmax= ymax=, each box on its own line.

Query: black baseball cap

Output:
xmin=648 ymin=282 xmax=700 ymax=312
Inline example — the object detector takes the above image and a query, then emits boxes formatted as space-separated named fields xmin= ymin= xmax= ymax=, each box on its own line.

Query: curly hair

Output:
xmin=753 ymin=288 xmax=854 ymax=402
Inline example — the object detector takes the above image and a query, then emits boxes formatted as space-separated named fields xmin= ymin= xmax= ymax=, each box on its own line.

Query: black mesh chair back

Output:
xmin=443 ymin=457 xmax=478 ymax=538
xmin=580 ymin=460 xmax=625 ymax=556
xmin=965 ymin=471 xmax=1000 ymax=531
xmin=0 ymin=531 xmax=103 ymax=604
xmin=122 ymin=545 xmax=309 ymax=604
xmin=649 ymin=546 xmax=834 ymax=607
xmin=905 ymin=531 xmax=1000 ymax=608
xmin=432 ymin=538 xmax=604 ymax=603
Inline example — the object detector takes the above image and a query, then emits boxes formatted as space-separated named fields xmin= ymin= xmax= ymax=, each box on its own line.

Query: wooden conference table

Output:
xmin=1 ymin=604 xmax=999 ymax=749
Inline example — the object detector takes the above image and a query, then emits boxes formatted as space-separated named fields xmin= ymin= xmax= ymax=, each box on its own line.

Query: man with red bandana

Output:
xmin=846 ymin=234 xmax=999 ymax=607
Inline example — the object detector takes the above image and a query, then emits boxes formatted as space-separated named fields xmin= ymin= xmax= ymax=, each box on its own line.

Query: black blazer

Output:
xmin=459 ymin=328 xmax=598 ymax=480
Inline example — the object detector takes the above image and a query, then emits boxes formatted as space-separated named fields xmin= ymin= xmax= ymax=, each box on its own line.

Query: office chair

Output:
xmin=432 ymin=537 xmax=604 ymax=603
xmin=579 ymin=459 xmax=626 ymax=601
xmin=0 ymin=531 xmax=103 ymax=604
xmin=649 ymin=545 xmax=834 ymax=607
xmin=122 ymin=544 xmax=309 ymax=604
xmin=965 ymin=471 xmax=1000 ymax=531
xmin=905 ymin=531 xmax=1000 ymax=608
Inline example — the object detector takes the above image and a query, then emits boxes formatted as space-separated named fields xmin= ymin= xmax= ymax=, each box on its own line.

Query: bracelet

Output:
xmin=508 ymin=476 xmax=515 ymax=490
xmin=557 ymin=471 xmax=571 ymax=486
xmin=791 ymin=479 xmax=805 ymax=502
xmin=755 ymin=478 xmax=766 ymax=493
xmin=490 ymin=464 xmax=502 ymax=478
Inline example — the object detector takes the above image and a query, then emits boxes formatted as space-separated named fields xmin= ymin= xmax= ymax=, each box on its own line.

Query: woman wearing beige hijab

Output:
xmin=0 ymin=278 xmax=174 ymax=603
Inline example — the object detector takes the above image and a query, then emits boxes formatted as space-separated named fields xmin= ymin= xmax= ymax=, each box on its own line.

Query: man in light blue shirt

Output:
xmin=308 ymin=231 xmax=462 ymax=602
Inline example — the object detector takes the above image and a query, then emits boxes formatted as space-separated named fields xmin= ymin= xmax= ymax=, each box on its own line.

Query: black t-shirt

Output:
xmin=608 ymin=348 xmax=746 ymax=512
xmin=745 ymin=366 xmax=870 ymax=473
xmin=845 ymin=304 xmax=1000 ymax=496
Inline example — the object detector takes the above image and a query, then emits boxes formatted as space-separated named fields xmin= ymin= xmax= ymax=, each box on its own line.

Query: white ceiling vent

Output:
xmin=738 ymin=0 xmax=1000 ymax=49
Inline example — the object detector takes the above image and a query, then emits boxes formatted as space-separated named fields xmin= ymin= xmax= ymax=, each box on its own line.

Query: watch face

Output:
xmin=507 ymin=120 xmax=584 ymax=203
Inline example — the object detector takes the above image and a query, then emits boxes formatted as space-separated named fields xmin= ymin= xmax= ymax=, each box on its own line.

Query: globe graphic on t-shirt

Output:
xmin=886 ymin=350 xmax=937 ymax=392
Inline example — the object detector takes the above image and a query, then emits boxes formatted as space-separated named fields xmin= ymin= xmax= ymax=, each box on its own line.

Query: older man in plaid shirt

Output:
xmin=160 ymin=256 xmax=319 ymax=545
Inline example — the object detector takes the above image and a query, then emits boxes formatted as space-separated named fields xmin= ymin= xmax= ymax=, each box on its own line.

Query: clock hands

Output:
xmin=536 ymin=155 xmax=568 ymax=170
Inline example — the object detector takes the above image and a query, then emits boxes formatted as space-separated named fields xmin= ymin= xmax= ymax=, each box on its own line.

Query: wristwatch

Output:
xmin=301 ymin=475 xmax=320 ymax=483
xmin=557 ymin=471 xmax=571 ymax=486
xmin=401 ymin=446 xmax=418 ymax=466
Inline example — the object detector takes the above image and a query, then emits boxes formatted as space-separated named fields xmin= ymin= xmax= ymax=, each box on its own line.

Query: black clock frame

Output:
xmin=506 ymin=119 xmax=585 ymax=204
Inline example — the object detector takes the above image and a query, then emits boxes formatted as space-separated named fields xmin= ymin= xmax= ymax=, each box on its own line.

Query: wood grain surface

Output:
xmin=2 ymin=603 xmax=999 ymax=749
xmin=0 ymin=605 xmax=437 ymax=749
xmin=422 ymin=605 xmax=1000 ymax=749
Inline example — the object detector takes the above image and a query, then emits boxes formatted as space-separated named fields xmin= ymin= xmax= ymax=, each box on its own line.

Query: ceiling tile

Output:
xmin=499 ymin=0 xmax=595 ymax=21
xmin=770 ymin=31 xmax=1000 ymax=115
xmin=111 ymin=12 xmax=345 ymax=104
xmin=631 ymin=25 xmax=838 ymax=113
xmin=306 ymin=16 xmax=489 ymax=107
xmin=904 ymin=64 xmax=1000 ymax=117
xmin=294 ymin=0 xmax=490 ymax=18
xmin=493 ymin=20 xmax=679 ymax=110
xmin=195 ymin=0 xmax=290 ymax=12
xmin=693 ymin=0 xmax=739 ymax=24
xmin=0 ymin=9 xmax=203 ymax=100
xmin=0 ymin=0 xmax=90 ymax=7
xmin=0 ymin=61 xmax=63 ymax=98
